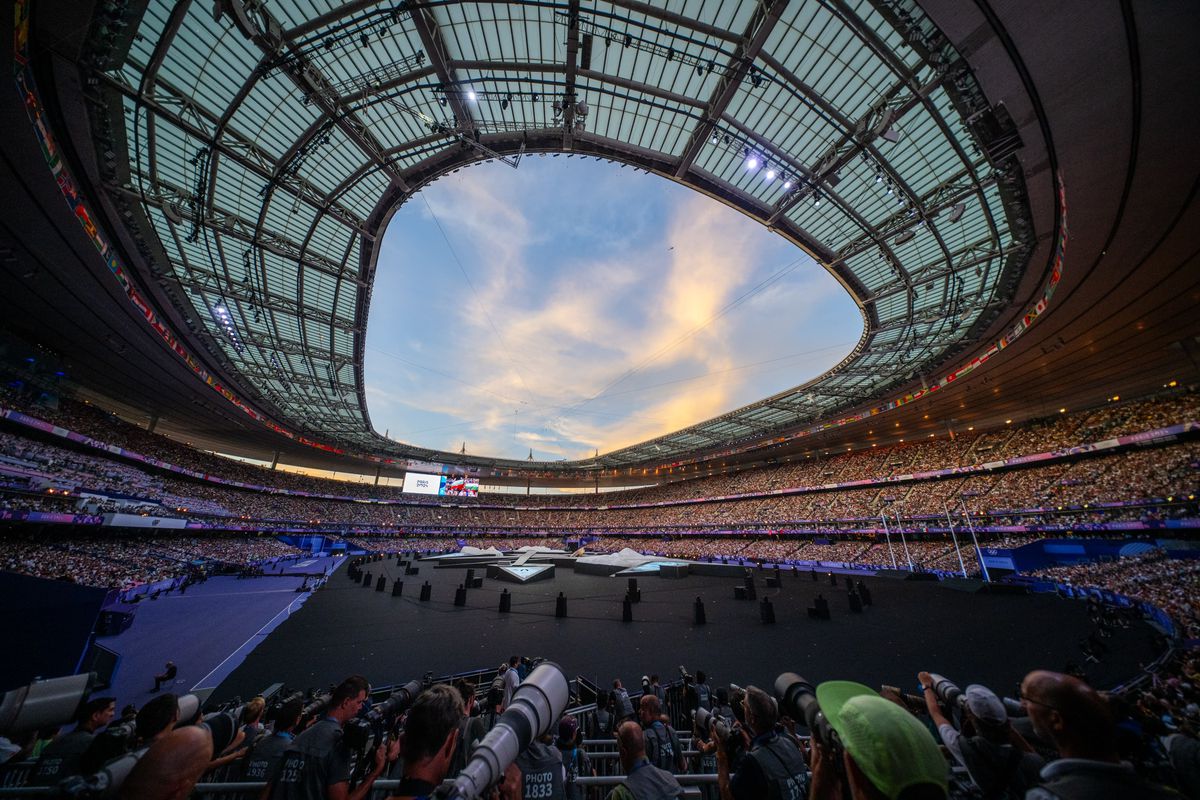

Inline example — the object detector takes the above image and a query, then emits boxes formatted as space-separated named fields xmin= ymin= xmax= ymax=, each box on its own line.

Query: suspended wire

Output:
xmin=418 ymin=193 xmax=537 ymax=405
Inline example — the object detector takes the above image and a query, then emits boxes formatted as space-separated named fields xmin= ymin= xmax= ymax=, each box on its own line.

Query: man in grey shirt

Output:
xmin=503 ymin=657 xmax=521 ymax=710
xmin=268 ymin=676 xmax=398 ymax=800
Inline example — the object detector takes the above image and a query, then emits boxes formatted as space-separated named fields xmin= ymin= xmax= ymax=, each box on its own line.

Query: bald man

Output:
xmin=606 ymin=721 xmax=684 ymax=800
xmin=119 ymin=725 xmax=213 ymax=800
xmin=1020 ymin=670 xmax=1180 ymax=799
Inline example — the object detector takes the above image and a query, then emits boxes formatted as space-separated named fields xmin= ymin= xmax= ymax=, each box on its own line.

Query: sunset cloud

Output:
xmin=364 ymin=158 xmax=860 ymax=461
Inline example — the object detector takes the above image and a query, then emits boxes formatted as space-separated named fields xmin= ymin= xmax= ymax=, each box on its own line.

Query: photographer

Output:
xmin=916 ymin=672 xmax=1042 ymax=799
xmin=695 ymin=672 xmax=713 ymax=712
xmin=557 ymin=716 xmax=594 ymax=800
xmin=29 ymin=696 xmax=115 ymax=784
xmin=243 ymin=698 xmax=304 ymax=783
xmin=691 ymin=710 xmax=719 ymax=800
xmin=649 ymin=676 xmax=666 ymax=704
xmin=613 ymin=680 xmax=636 ymax=724
xmin=806 ymin=682 xmax=948 ymax=800
xmin=640 ymin=695 xmax=685 ymax=773
xmin=504 ymin=657 xmax=522 ymax=710
xmin=715 ymin=686 xmax=806 ymax=800
xmin=606 ymin=721 xmax=685 ymax=800
xmin=268 ymin=675 xmax=399 ymax=800
xmin=1018 ymin=670 xmax=1182 ymax=799
xmin=388 ymin=684 xmax=463 ymax=799
xmin=449 ymin=679 xmax=488 ymax=778
xmin=515 ymin=728 xmax=565 ymax=800
xmin=589 ymin=691 xmax=615 ymax=740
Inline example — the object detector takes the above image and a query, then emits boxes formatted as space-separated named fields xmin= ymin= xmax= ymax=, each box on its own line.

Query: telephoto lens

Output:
xmin=928 ymin=674 xmax=964 ymax=709
xmin=693 ymin=706 xmax=728 ymax=742
xmin=438 ymin=663 xmax=569 ymax=800
xmin=0 ymin=673 xmax=95 ymax=736
xmin=372 ymin=679 xmax=423 ymax=720
xmin=774 ymin=673 xmax=835 ymax=746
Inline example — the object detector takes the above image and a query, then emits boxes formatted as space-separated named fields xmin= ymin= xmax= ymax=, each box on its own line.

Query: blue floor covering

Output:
xmin=96 ymin=556 xmax=342 ymax=710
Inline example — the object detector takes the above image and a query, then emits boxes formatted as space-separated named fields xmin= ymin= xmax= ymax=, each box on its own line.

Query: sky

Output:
xmin=363 ymin=156 xmax=862 ymax=462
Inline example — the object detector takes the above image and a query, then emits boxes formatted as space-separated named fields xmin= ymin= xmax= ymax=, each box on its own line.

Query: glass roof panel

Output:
xmin=103 ymin=0 xmax=1033 ymax=468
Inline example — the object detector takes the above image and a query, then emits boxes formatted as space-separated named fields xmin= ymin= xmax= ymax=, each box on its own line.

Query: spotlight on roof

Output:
xmin=782 ymin=180 xmax=793 ymax=191
xmin=764 ymin=169 xmax=776 ymax=181
xmin=947 ymin=202 xmax=966 ymax=223
xmin=745 ymin=155 xmax=759 ymax=170
xmin=466 ymin=90 xmax=477 ymax=101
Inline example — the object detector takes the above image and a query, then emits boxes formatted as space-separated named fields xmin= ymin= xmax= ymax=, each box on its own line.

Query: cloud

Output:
xmin=364 ymin=160 xmax=858 ymax=460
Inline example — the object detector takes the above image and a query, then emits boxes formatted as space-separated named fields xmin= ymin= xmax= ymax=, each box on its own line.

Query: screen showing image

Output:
xmin=442 ymin=476 xmax=479 ymax=497
xmin=402 ymin=472 xmax=480 ymax=497
xmin=402 ymin=472 xmax=442 ymax=495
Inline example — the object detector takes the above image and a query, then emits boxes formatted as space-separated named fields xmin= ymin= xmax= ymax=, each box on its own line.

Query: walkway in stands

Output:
xmin=97 ymin=555 xmax=342 ymax=709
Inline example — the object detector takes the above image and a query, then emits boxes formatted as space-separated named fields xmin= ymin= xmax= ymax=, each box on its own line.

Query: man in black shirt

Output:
xmin=388 ymin=684 xmax=463 ymax=799
xmin=269 ymin=676 xmax=398 ymax=800
xmin=715 ymin=686 xmax=807 ymax=800
xmin=153 ymin=661 xmax=178 ymax=692
xmin=30 ymin=696 xmax=115 ymax=784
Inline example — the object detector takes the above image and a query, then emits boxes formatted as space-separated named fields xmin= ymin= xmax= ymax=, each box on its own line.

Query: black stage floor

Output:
xmin=211 ymin=558 xmax=1161 ymax=703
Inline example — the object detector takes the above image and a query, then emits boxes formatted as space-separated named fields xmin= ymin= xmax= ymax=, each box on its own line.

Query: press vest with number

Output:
xmin=695 ymin=683 xmax=712 ymax=710
xmin=518 ymin=741 xmax=565 ymax=799
xmin=644 ymin=722 xmax=677 ymax=770
xmin=746 ymin=734 xmax=807 ymax=800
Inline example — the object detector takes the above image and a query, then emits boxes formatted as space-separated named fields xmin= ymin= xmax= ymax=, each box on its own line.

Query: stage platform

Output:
xmin=210 ymin=556 xmax=1161 ymax=705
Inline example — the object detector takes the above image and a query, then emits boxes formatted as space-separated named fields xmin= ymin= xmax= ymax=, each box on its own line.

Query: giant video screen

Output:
xmin=402 ymin=472 xmax=479 ymax=497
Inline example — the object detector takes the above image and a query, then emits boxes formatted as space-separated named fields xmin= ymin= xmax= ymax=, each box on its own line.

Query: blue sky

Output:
xmin=364 ymin=156 xmax=862 ymax=461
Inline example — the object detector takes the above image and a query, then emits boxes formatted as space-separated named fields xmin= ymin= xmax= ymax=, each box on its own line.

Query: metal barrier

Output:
xmin=0 ymin=773 xmax=721 ymax=799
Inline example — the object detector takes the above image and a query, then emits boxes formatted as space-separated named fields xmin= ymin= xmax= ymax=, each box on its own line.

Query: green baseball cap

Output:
xmin=815 ymin=681 xmax=948 ymax=800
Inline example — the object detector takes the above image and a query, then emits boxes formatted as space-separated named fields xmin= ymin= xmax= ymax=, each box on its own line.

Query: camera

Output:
xmin=298 ymin=688 xmax=334 ymax=726
xmin=927 ymin=674 xmax=964 ymax=709
xmin=774 ymin=673 xmax=837 ymax=749
xmin=694 ymin=705 xmax=745 ymax=765
xmin=342 ymin=679 xmax=422 ymax=755
xmin=0 ymin=673 xmax=95 ymax=736
xmin=58 ymin=694 xmax=238 ymax=798
xmin=435 ymin=662 xmax=569 ymax=800
xmin=678 ymin=665 xmax=693 ymax=684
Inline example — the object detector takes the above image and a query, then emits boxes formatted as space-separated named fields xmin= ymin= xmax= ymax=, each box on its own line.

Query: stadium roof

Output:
xmin=3 ymin=0 xmax=1198 ymax=480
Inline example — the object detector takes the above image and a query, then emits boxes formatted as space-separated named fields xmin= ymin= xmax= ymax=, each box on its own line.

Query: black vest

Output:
xmin=746 ymin=734 xmax=808 ymax=800
xmin=695 ymin=683 xmax=712 ymax=711
xmin=517 ymin=741 xmax=564 ymax=800
xmin=644 ymin=723 xmax=678 ymax=770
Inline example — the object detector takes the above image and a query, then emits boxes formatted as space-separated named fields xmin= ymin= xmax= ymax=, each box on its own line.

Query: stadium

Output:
xmin=0 ymin=0 xmax=1197 ymax=797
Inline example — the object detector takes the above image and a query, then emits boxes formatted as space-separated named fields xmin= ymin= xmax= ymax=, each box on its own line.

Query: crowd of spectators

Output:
xmin=1029 ymin=549 xmax=1200 ymax=640
xmin=0 ymin=532 xmax=303 ymax=590
xmin=1 ymin=387 xmax=1197 ymax=515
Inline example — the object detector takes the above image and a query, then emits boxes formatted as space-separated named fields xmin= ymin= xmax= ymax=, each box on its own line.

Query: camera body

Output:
xmin=694 ymin=705 xmax=745 ymax=765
